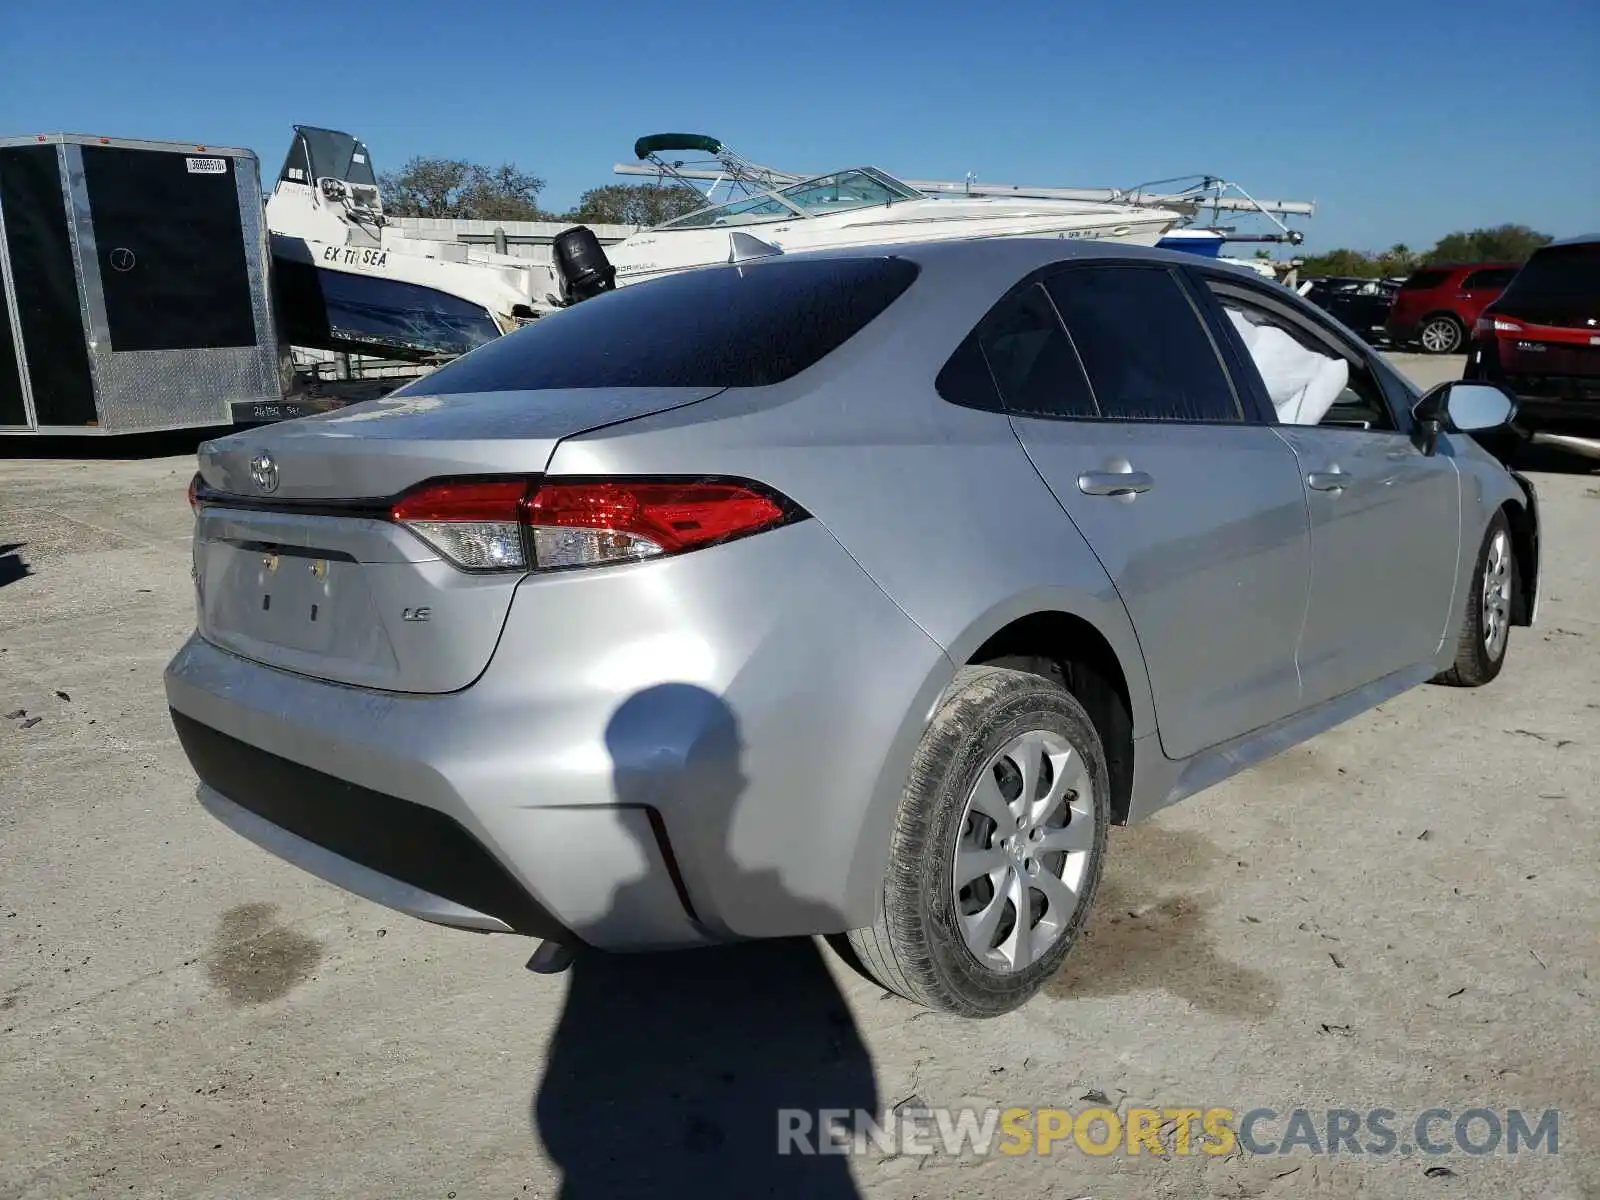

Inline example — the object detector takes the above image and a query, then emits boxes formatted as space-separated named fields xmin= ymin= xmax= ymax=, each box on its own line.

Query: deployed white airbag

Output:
xmin=1226 ymin=307 xmax=1348 ymax=425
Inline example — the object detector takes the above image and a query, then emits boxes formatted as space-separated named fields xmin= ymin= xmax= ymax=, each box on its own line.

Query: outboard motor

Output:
xmin=551 ymin=226 xmax=617 ymax=305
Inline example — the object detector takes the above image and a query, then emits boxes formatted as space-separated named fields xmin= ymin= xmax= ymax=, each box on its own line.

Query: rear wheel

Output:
xmin=1434 ymin=511 xmax=1515 ymax=687
xmin=848 ymin=665 xmax=1108 ymax=1017
xmin=1418 ymin=314 xmax=1465 ymax=354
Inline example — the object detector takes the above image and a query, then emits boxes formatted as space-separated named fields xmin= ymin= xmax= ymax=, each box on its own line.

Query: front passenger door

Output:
xmin=989 ymin=266 xmax=1312 ymax=761
xmin=1198 ymin=277 xmax=1462 ymax=707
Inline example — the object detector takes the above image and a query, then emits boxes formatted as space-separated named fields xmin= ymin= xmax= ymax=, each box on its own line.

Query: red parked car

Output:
xmin=1385 ymin=262 xmax=1521 ymax=354
xmin=1464 ymin=235 xmax=1600 ymax=432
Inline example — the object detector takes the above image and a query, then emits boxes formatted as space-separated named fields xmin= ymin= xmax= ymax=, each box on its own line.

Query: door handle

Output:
xmin=1078 ymin=470 xmax=1155 ymax=497
xmin=1306 ymin=469 xmax=1349 ymax=493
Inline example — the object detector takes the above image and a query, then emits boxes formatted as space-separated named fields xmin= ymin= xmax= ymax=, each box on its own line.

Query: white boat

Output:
xmin=1217 ymin=256 xmax=1283 ymax=280
xmin=606 ymin=144 xmax=1313 ymax=289
xmin=265 ymin=126 xmax=545 ymax=360
xmin=546 ymin=135 xmax=1183 ymax=301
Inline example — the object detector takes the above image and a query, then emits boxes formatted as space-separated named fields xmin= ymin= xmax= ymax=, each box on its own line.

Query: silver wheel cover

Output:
xmin=1421 ymin=318 xmax=1459 ymax=353
xmin=1483 ymin=528 xmax=1512 ymax=659
xmin=952 ymin=729 xmax=1097 ymax=973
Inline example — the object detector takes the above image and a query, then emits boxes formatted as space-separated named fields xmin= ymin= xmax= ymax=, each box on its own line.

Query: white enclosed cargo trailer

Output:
xmin=0 ymin=134 xmax=298 ymax=435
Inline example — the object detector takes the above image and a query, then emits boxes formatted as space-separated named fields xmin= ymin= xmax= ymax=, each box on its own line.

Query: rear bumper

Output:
xmin=1465 ymin=344 xmax=1600 ymax=431
xmin=174 ymin=713 xmax=568 ymax=937
xmin=164 ymin=518 xmax=952 ymax=950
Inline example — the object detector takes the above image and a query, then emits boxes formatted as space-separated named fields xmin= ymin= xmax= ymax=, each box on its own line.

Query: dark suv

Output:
xmin=1464 ymin=235 xmax=1600 ymax=432
xmin=1386 ymin=263 xmax=1520 ymax=354
xmin=1299 ymin=276 xmax=1399 ymax=340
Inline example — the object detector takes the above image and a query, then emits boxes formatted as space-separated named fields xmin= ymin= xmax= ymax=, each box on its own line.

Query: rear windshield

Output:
xmin=401 ymin=256 xmax=920 ymax=393
xmin=1495 ymin=245 xmax=1600 ymax=311
xmin=1401 ymin=268 xmax=1451 ymax=290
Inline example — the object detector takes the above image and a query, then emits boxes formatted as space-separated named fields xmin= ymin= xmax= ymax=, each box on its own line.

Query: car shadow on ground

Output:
xmin=530 ymin=683 xmax=877 ymax=1200
xmin=1515 ymin=439 xmax=1600 ymax=476
xmin=0 ymin=543 xmax=31 ymax=588
xmin=0 ymin=427 xmax=234 ymax=462
xmin=1469 ymin=425 xmax=1600 ymax=477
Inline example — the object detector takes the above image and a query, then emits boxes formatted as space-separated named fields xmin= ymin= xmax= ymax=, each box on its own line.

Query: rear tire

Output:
xmin=848 ymin=665 xmax=1109 ymax=1017
xmin=1433 ymin=511 xmax=1515 ymax=687
xmin=1418 ymin=314 xmax=1465 ymax=355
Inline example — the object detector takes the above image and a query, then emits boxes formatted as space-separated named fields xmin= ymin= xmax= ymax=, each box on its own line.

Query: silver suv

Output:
xmin=166 ymin=239 xmax=1539 ymax=1017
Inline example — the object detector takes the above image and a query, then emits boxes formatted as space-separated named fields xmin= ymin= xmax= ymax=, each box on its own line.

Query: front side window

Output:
xmin=1045 ymin=267 xmax=1241 ymax=422
xmin=1207 ymin=286 xmax=1396 ymax=431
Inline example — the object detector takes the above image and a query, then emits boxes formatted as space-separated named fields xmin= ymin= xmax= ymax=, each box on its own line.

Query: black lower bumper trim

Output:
xmin=171 ymin=710 xmax=566 ymax=939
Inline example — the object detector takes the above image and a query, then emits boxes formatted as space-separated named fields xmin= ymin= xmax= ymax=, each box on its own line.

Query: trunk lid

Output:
xmin=192 ymin=385 xmax=722 ymax=693
xmin=198 ymin=386 xmax=720 ymax=499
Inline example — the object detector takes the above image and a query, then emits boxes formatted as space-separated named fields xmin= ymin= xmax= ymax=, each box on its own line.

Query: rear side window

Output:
xmin=1401 ymin=268 xmax=1451 ymax=290
xmin=975 ymin=284 xmax=1097 ymax=418
xmin=935 ymin=283 xmax=1098 ymax=417
xmin=1462 ymin=267 xmax=1517 ymax=289
xmin=1045 ymin=266 xmax=1241 ymax=422
xmin=934 ymin=330 xmax=1003 ymax=411
xmin=404 ymin=256 xmax=920 ymax=393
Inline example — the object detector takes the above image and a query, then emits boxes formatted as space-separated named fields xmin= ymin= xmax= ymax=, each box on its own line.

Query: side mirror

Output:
xmin=1412 ymin=381 xmax=1518 ymax=455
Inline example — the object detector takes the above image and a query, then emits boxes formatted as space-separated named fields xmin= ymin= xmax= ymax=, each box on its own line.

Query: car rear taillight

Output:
xmin=390 ymin=477 xmax=800 ymax=573
xmin=391 ymin=480 xmax=531 ymax=571
xmin=1476 ymin=316 xmax=1523 ymax=335
xmin=187 ymin=473 xmax=201 ymax=511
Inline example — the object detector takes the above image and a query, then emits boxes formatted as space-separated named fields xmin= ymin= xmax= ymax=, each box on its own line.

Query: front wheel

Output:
xmin=847 ymin=665 xmax=1109 ymax=1017
xmin=1433 ymin=511 xmax=1515 ymax=687
xmin=1418 ymin=314 xmax=1465 ymax=354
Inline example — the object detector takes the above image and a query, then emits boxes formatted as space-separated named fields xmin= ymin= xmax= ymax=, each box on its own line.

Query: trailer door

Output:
xmin=0 ymin=145 xmax=97 ymax=428
xmin=0 ymin=248 xmax=27 ymax=428
xmin=80 ymin=146 xmax=257 ymax=352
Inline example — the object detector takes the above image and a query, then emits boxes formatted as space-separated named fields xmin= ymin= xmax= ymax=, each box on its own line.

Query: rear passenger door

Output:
xmin=1457 ymin=266 xmax=1518 ymax=320
xmin=983 ymin=264 xmax=1312 ymax=761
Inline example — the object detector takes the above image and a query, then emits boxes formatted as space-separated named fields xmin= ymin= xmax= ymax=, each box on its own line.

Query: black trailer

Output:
xmin=0 ymin=133 xmax=287 ymax=435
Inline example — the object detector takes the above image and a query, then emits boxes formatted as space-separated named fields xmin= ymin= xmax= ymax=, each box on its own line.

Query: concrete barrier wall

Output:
xmin=388 ymin=217 xmax=641 ymax=265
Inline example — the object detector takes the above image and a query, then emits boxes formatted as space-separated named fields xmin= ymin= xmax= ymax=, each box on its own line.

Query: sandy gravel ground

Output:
xmin=2 ymin=354 xmax=1596 ymax=1199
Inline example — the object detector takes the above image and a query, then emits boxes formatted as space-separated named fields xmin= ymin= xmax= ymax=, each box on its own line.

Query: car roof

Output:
xmin=769 ymin=234 xmax=1285 ymax=286
xmin=1417 ymin=262 xmax=1521 ymax=273
xmin=1545 ymin=233 xmax=1600 ymax=248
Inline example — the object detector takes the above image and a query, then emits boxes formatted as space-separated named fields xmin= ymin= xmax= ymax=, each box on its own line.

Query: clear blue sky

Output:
xmin=5 ymin=0 xmax=1596 ymax=253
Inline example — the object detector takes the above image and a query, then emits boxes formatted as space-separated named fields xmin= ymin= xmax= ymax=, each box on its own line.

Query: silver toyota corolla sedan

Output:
xmin=165 ymin=238 xmax=1541 ymax=1017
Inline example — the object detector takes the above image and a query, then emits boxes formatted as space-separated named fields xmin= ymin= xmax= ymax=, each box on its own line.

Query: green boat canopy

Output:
xmin=634 ymin=133 xmax=723 ymax=160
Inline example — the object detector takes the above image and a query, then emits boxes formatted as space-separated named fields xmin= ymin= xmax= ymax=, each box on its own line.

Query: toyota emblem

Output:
xmin=108 ymin=247 xmax=136 ymax=272
xmin=249 ymin=451 xmax=279 ymax=493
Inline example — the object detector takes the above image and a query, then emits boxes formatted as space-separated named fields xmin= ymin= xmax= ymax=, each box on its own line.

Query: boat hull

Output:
xmin=269 ymin=234 xmax=506 ymax=361
xmin=604 ymin=205 xmax=1179 ymax=287
xmin=1156 ymin=230 xmax=1226 ymax=258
